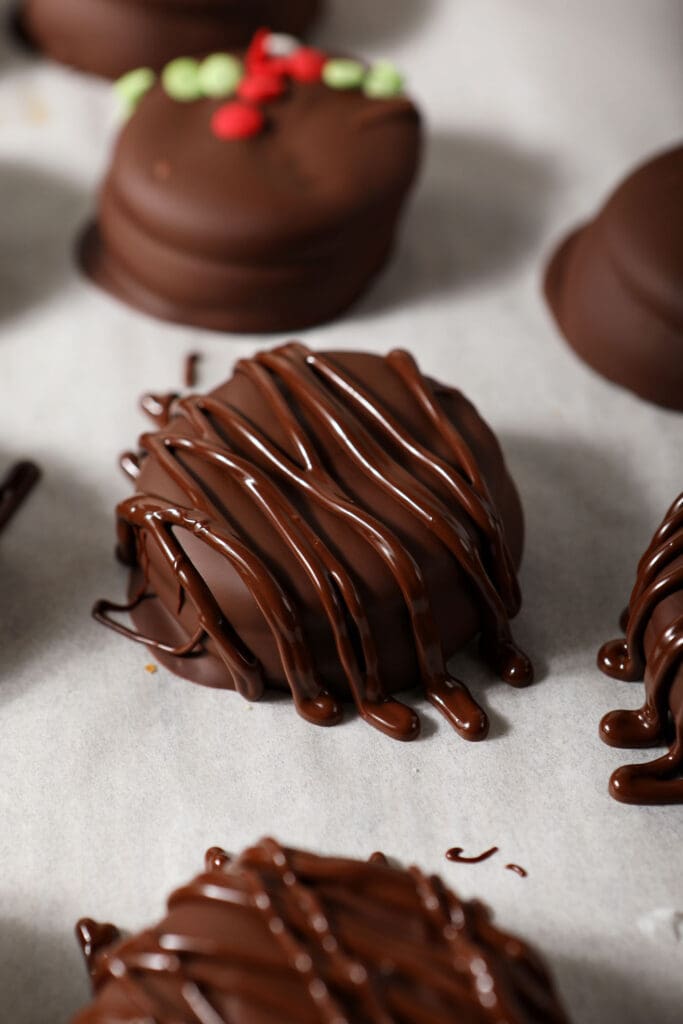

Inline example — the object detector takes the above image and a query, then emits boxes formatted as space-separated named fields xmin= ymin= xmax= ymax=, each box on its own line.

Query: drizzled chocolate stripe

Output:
xmin=94 ymin=344 xmax=531 ymax=741
xmin=598 ymin=493 xmax=683 ymax=804
xmin=74 ymin=838 xmax=569 ymax=1024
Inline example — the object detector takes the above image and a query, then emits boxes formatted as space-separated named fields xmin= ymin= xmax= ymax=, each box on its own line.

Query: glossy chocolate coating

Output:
xmin=19 ymin=0 xmax=321 ymax=79
xmin=598 ymin=493 xmax=683 ymax=804
xmin=545 ymin=145 xmax=683 ymax=410
xmin=80 ymin=68 xmax=421 ymax=333
xmin=72 ymin=838 xmax=570 ymax=1023
xmin=94 ymin=345 xmax=532 ymax=741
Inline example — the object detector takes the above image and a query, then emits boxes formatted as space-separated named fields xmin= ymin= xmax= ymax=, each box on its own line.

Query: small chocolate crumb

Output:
xmin=183 ymin=351 xmax=201 ymax=389
xmin=505 ymin=864 xmax=528 ymax=878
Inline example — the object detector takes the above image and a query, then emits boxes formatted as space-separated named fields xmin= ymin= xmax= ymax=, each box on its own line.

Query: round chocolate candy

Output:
xmin=94 ymin=345 xmax=533 ymax=742
xmin=71 ymin=837 xmax=570 ymax=1023
xmin=545 ymin=145 xmax=683 ymax=410
xmin=79 ymin=34 xmax=421 ymax=333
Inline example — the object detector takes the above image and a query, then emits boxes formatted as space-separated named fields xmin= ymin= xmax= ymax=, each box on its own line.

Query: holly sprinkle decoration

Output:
xmin=198 ymin=54 xmax=243 ymax=99
xmin=114 ymin=67 xmax=156 ymax=116
xmin=362 ymin=60 xmax=404 ymax=99
xmin=211 ymin=102 xmax=265 ymax=141
xmin=322 ymin=59 xmax=365 ymax=90
xmin=114 ymin=30 xmax=406 ymax=140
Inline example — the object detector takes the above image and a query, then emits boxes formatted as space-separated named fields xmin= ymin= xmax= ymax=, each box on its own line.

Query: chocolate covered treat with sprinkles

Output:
xmin=80 ymin=29 xmax=421 ymax=333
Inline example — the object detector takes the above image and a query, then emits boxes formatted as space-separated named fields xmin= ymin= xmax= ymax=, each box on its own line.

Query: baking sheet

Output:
xmin=0 ymin=2 xmax=682 ymax=1021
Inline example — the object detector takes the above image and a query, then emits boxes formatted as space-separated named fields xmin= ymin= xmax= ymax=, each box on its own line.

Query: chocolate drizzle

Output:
xmin=139 ymin=392 xmax=179 ymax=429
xmin=446 ymin=846 xmax=499 ymax=865
xmin=0 ymin=460 xmax=40 ymax=533
xmin=94 ymin=344 xmax=531 ymax=741
xmin=75 ymin=919 xmax=121 ymax=978
xmin=598 ymin=493 xmax=683 ymax=804
xmin=73 ymin=838 xmax=569 ymax=1024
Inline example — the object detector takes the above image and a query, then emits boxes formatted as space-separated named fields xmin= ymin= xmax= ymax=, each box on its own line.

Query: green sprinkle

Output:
xmin=198 ymin=54 xmax=243 ymax=99
xmin=322 ymin=58 xmax=366 ymax=90
xmin=114 ymin=67 xmax=156 ymax=115
xmin=162 ymin=57 xmax=203 ymax=102
xmin=363 ymin=60 xmax=404 ymax=99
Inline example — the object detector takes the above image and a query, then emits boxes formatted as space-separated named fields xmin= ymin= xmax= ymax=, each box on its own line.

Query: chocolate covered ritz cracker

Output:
xmin=72 ymin=838 xmax=570 ymax=1023
xmin=95 ymin=344 xmax=532 ymax=741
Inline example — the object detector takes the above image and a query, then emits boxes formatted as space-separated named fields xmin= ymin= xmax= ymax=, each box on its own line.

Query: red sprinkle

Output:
xmin=287 ymin=47 xmax=326 ymax=83
xmin=262 ymin=56 xmax=292 ymax=77
xmin=245 ymin=27 xmax=270 ymax=71
xmin=211 ymin=102 xmax=265 ymax=140
xmin=238 ymin=70 xmax=287 ymax=103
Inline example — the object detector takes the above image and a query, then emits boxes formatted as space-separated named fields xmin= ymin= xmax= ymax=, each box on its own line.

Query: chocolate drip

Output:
xmin=73 ymin=838 xmax=569 ymax=1024
xmin=598 ymin=493 xmax=683 ymax=804
xmin=0 ymin=460 xmax=40 ymax=534
xmin=95 ymin=344 xmax=530 ymax=741
xmin=119 ymin=452 xmax=140 ymax=481
xmin=75 ymin=919 xmax=120 ymax=978
xmin=446 ymin=846 xmax=499 ymax=865
xmin=140 ymin=392 xmax=179 ymax=429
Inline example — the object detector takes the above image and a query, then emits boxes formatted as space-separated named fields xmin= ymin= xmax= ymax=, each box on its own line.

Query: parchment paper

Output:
xmin=0 ymin=2 xmax=682 ymax=1021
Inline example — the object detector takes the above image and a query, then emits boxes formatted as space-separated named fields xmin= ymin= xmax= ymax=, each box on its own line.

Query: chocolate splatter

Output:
xmin=446 ymin=845 xmax=499 ymax=865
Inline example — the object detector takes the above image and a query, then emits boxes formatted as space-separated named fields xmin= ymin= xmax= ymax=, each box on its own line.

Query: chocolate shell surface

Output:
xmin=544 ymin=145 xmax=683 ymax=410
xmin=94 ymin=344 xmax=532 ymax=742
xmin=19 ymin=0 xmax=321 ymax=79
xmin=598 ymin=493 xmax=683 ymax=804
xmin=79 ymin=46 xmax=421 ymax=333
xmin=72 ymin=837 xmax=570 ymax=1024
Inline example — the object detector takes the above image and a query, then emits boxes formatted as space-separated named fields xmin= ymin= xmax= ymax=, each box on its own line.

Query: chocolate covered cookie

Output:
xmin=79 ymin=31 xmax=421 ymax=332
xmin=19 ymin=0 xmax=321 ymax=79
xmin=545 ymin=145 xmax=683 ymax=410
xmin=72 ymin=838 xmax=570 ymax=1023
xmin=94 ymin=344 xmax=533 ymax=741
xmin=599 ymin=493 xmax=683 ymax=804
